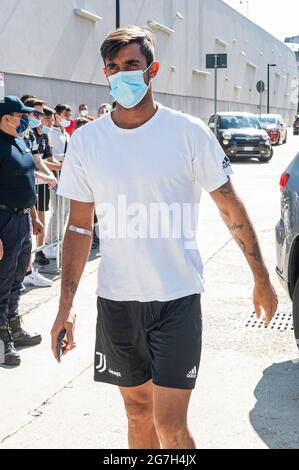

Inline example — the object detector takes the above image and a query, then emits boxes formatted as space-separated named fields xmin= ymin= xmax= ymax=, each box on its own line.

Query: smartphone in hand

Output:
xmin=57 ymin=329 xmax=67 ymax=359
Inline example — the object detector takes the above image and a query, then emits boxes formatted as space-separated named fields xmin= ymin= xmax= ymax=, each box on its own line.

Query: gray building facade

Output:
xmin=0 ymin=0 xmax=297 ymax=123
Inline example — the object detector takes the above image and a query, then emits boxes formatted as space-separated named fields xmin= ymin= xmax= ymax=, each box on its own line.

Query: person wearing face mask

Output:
xmin=32 ymin=105 xmax=62 ymax=267
xmin=21 ymin=98 xmax=56 ymax=287
xmin=78 ymin=104 xmax=94 ymax=122
xmin=49 ymin=104 xmax=71 ymax=162
xmin=51 ymin=26 xmax=278 ymax=449
xmin=66 ymin=104 xmax=94 ymax=137
xmin=44 ymin=104 xmax=71 ymax=260
xmin=0 ymin=96 xmax=44 ymax=366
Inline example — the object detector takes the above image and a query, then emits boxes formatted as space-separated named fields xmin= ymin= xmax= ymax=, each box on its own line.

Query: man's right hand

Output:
xmin=46 ymin=174 xmax=58 ymax=189
xmin=51 ymin=308 xmax=76 ymax=363
xmin=0 ymin=238 xmax=3 ymax=260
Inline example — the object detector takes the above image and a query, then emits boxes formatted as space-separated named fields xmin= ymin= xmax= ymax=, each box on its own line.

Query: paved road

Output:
xmin=1 ymin=131 xmax=299 ymax=449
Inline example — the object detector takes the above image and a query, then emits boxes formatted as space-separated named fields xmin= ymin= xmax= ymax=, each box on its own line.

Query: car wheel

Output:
xmin=293 ymin=277 xmax=299 ymax=351
xmin=258 ymin=148 xmax=273 ymax=163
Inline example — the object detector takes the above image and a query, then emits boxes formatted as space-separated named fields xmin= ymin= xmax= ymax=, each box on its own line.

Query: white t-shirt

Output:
xmin=57 ymin=103 xmax=233 ymax=302
xmin=49 ymin=126 xmax=69 ymax=162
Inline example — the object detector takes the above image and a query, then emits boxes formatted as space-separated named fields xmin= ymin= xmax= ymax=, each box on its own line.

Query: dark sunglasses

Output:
xmin=33 ymin=111 xmax=45 ymax=117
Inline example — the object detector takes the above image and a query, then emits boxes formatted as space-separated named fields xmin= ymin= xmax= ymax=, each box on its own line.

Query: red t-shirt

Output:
xmin=65 ymin=119 xmax=76 ymax=137
xmin=65 ymin=116 xmax=94 ymax=136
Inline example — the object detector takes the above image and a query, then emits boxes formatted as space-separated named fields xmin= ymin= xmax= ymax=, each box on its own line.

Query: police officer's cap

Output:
xmin=0 ymin=95 xmax=35 ymax=116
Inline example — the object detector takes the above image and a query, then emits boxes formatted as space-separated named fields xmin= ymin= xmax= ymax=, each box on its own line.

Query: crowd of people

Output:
xmin=22 ymin=96 xmax=111 ymax=285
xmin=0 ymin=94 xmax=111 ymax=365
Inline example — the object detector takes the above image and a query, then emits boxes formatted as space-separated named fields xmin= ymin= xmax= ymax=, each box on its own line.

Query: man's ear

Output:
xmin=150 ymin=61 xmax=160 ymax=78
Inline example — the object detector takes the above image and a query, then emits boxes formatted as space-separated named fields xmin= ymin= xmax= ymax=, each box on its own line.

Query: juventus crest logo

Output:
xmin=96 ymin=352 xmax=107 ymax=373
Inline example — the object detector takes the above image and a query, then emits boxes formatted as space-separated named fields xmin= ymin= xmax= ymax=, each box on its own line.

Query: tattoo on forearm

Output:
xmin=235 ymin=237 xmax=246 ymax=255
xmin=219 ymin=181 xmax=233 ymax=198
xmin=228 ymin=223 xmax=244 ymax=231
xmin=248 ymin=243 xmax=263 ymax=262
xmin=64 ymin=280 xmax=78 ymax=295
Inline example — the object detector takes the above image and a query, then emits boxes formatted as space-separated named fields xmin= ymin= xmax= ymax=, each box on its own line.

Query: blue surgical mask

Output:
xmin=108 ymin=63 xmax=152 ymax=109
xmin=16 ymin=116 xmax=29 ymax=134
xmin=41 ymin=125 xmax=51 ymax=135
xmin=60 ymin=119 xmax=71 ymax=128
xmin=29 ymin=118 xmax=42 ymax=128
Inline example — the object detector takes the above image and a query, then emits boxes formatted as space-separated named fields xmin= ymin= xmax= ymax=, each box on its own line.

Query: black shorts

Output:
xmin=94 ymin=294 xmax=202 ymax=390
xmin=35 ymin=184 xmax=50 ymax=212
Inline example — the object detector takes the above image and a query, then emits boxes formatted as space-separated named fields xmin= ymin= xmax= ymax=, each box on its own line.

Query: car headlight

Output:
xmin=223 ymin=139 xmax=229 ymax=145
xmin=261 ymin=133 xmax=269 ymax=141
xmin=222 ymin=132 xmax=232 ymax=140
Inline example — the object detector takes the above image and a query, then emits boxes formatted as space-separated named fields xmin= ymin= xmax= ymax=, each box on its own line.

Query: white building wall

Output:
xmin=0 ymin=0 xmax=297 ymax=123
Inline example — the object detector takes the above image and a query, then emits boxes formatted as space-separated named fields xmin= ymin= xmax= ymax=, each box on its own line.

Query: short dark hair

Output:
xmin=20 ymin=94 xmax=37 ymax=103
xmin=54 ymin=104 xmax=72 ymax=115
xmin=75 ymin=117 xmax=89 ymax=129
xmin=101 ymin=26 xmax=155 ymax=67
xmin=43 ymin=106 xmax=55 ymax=116
xmin=79 ymin=104 xmax=87 ymax=110
xmin=23 ymin=98 xmax=46 ymax=108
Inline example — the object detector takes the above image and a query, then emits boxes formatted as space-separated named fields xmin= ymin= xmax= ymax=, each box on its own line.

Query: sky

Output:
xmin=222 ymin=0 xmax=299 ymax=42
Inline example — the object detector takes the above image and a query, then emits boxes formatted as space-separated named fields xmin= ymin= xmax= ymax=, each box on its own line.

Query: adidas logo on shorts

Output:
xmin=186 ymin=366 xmax=197 ymax=379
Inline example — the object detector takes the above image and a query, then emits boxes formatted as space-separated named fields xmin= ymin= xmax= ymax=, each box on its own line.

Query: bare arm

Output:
xmin=34 ymin=153 xmax=52 ymax=176
xmin=210 ymin=178 xmax=278 ymax=325
xmin=34 ymin=154 xmax=57 ymax=187
xmin=30 ymin=206 xmax=43 ymax=235
xmin=51 ymin=200 xmax=94 ymax=361
xmin=45 ymin=156 xmax=62 ymax=172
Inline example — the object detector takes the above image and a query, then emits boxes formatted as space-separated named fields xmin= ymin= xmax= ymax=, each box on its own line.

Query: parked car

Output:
xmin=258 ymin=114 xmax=287 ymax=145
xmin=208 ymin=112 xmax=273 ymax=163
xmin=293 ymin=115 xmax=299 ymax=135
xmin=275 ymin=152 xmax=299 ymax=350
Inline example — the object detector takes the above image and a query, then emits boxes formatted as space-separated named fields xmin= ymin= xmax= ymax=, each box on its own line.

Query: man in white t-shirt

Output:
xmin=51 ymin=26 xmax=278 ymax=449
xmin=45 ymin=104 xmax=71 ymax=259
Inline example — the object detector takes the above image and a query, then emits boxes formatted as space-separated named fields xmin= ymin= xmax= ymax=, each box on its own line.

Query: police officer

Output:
xmin=0 ymin=96 xmax=43 ymax=366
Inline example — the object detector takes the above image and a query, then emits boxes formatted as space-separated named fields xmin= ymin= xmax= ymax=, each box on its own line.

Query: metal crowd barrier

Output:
xmin=32 ymin=174 xmax=99 ymax=273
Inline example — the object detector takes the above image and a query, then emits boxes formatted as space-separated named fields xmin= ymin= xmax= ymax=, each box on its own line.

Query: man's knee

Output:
xmin=120 ymin=385 xmax=153 ymax=425
xmin=124 ymin=399 xmax=153 ymax=425
xmin=154 ymin=416 xmax=189 ymax=447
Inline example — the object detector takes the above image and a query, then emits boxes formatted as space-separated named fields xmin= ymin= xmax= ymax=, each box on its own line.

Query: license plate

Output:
xmin=241 ymin=146 xmax=255 ymax=151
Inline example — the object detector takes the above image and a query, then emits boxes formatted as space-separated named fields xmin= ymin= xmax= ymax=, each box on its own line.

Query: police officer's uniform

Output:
xmin=0 ymin=96 xmax=42 ymax=366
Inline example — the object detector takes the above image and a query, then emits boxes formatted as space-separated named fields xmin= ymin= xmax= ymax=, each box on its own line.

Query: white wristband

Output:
xmin=69 ymin=225 xmax=92 ymax=236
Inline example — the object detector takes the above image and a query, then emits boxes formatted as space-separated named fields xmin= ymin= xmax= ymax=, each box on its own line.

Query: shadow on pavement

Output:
xmin=249 ymin=360 xmax=299 ymax=449
xmin=20 ymin=248 xmax=101 ymax=296
xmin=230 ymin=157 xmax=269 ymax=165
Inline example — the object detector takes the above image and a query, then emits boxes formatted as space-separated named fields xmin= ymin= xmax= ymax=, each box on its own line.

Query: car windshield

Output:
xmin=220 ymin=115 xmax=262 ymax=130
xmin=259 ymin=116 xmax=277 ymax=124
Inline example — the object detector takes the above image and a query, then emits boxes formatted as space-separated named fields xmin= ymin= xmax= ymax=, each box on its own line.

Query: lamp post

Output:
xmin=267 ymin=63 xmax=276 ymax=113
xmin=116 ymin=0 xmax=120 ymax=28
xmin=240 ymin=0 xmax=249 ymax=17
